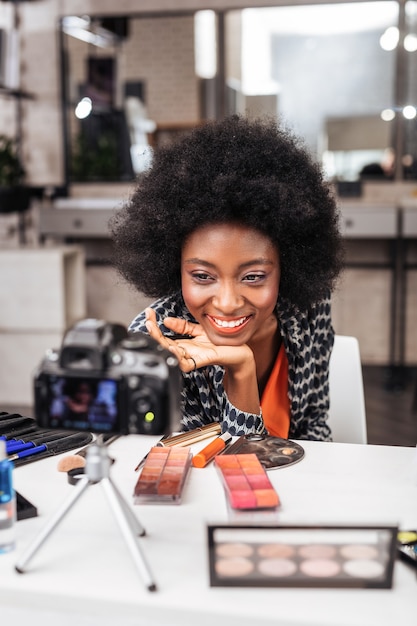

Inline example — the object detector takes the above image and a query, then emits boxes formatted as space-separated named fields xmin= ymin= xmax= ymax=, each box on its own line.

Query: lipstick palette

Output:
xmin=133 ymin=445 xmax=192 ymax=504
xmin=214 ymin=453 xmax=280 ymax=511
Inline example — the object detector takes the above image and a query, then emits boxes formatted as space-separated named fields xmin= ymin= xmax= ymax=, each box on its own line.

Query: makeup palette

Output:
xmin=133 ymin=446 xmax=192 ymax=504
xmin=222 ymin=434 xmax=304 ymax=469
xmin=214 ymin=454 xmax=280 ymax=511
xmin=208 ymin=524 xmax=398 ymax=588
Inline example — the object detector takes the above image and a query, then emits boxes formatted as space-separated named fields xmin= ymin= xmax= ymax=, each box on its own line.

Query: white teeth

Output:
xmin=212 ymin=317 xmax=247 ymax=328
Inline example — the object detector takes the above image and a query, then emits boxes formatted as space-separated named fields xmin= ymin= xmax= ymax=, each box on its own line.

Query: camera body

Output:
xmin=34 ymin=319 xmax=182 ymax=436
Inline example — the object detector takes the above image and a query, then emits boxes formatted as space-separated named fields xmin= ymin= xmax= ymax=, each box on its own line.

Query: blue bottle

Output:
xmin=0 ymin=440 xmax=16 ymax=553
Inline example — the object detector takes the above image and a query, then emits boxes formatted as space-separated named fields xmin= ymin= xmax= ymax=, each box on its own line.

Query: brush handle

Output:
xmin=6 ymin=431 xmax=70 ymax=454
xmin=161 ymin=423 xmax=221 ymax=447
xmin=9 ymin=433 xmax=91 ymax=462
xmin=9 ymin=444 xmax=47 ymax=460
xmin=6 ymin=442 xmax=34 ymax=454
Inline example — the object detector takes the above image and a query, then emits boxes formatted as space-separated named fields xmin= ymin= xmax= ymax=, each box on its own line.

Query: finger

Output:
xmin=145 ymin=309 xmax=172 ymax=349
xmin=163 ymin=316 xmax=203 ymax=337
xmin=148 ymin=325 xmax=171 ymax=350
xmin=168 ymin=347 xmax=198 ymax=373
xmin=144 ymin=307 xmax=159 ymax=332
xmin=181 ymin=354 xmax=198 ymax=373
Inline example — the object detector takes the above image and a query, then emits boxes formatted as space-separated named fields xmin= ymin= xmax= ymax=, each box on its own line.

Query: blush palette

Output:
xmin=133 ymin=446 xmax=192 ymax=504
xmin=214 ymin=454 xmax=280 ymax=510
xmin=208 ymin=524 xmax=397 ymax=588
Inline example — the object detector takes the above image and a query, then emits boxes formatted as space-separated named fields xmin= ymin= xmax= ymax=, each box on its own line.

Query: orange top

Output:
xmin=260 ymin=342 xmax=290 ymax=438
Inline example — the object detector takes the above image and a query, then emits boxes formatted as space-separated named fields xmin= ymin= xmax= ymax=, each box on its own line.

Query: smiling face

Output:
xmin=181 ymin=223 xmax=280 ymax=348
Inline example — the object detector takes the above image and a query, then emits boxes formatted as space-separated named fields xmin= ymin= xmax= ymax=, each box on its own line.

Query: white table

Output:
xmin=1 ymin=437 xmax=416 ymax=626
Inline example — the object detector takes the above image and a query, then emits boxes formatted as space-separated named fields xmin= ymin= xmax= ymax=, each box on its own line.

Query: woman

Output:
xmin=110 ymin=115 xmax=344 ymax=440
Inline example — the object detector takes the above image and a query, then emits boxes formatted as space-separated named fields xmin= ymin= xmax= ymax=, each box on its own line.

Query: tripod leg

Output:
xmin=101 ymin=477 xmax=157 ymax=591
xmin=15 ymin=476 xmax=90 ymax=573
xmin=108 ymin=478 xmax=146 ymax=537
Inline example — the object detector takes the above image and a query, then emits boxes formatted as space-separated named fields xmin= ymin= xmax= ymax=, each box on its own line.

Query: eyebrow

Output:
xmin=184 ymin=258 xmax=274 ymax=269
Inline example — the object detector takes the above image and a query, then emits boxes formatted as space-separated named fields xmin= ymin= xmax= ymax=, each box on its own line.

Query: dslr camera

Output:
xmin=34 ymin=319 xmax=182 ymax=436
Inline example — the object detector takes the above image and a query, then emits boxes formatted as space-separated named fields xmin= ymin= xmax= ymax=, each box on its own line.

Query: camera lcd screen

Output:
xmin=45 ymin=375 xmax=119 ymax=433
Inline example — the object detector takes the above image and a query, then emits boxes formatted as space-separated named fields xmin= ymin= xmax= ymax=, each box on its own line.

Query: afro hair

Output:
xmin=110 ymin=115 xmax=344 ymax=311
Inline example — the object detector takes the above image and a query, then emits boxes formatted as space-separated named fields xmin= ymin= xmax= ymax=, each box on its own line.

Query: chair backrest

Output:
xmin=328 ymin=335 xmax=368 ymax=444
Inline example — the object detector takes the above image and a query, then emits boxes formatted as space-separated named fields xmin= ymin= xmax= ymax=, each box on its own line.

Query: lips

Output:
xmin=206 ymin=315 xmax=252 ymax=335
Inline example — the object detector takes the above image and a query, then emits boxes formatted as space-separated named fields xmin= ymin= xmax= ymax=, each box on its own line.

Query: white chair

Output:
xmin=328 ymin=335 xmax=368 ymax=444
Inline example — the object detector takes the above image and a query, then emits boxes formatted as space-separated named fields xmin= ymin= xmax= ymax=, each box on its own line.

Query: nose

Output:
xmin=212 ymin=280 xmax=244 ymax=313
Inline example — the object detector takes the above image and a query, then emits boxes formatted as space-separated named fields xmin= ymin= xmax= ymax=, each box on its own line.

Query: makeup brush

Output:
xmin=8 ymin=432 xmax=90 ymax=463
xmin=134 ymin=423 xmax=222 ymax=471
xmin=57 ymin=453 xmax=87 ymax=473
xmin=0 ymin=417 xmax=37 ymax=436
xmin=6 ymin=430 xmax=73 ymax=454
xmin=57 ymin=434 xmax=120 ymax=472
xmin=1 ymin=427 xmax=49 ymax=440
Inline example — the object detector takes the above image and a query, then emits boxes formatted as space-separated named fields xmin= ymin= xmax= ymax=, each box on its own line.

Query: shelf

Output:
xmin=0 ymin=85 xmax=35 ymax=100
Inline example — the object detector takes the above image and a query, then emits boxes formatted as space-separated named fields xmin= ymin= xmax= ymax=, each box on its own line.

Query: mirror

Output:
xmin=60 ymin=13 xmax=206 ymax=183
xmin=60 ymin=2 xmax=416 ymax=185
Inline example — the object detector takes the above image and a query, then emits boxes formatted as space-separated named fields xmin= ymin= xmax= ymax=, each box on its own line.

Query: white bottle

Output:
xmin=0 ymin=439 xmax=16 ymax=553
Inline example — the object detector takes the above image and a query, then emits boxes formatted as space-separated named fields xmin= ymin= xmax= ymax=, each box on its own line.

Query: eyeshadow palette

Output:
xmin=214 ymin=454 xmax=280 ymax=511
xmin=133 ymin=446 xmax=192 ymax=504
xmin=208 ymin=524 xmax=398 ymax=588
xmin=222 ymin=434 xmax=305 ymax=469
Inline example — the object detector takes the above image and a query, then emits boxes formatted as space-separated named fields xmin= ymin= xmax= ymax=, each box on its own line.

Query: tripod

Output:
xmin=15 ymin=438 xmax=157 ymax=591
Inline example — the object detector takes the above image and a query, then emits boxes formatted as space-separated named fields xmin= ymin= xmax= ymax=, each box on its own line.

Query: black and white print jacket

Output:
xmin=129 ymin=292 xmax=334 ymax=441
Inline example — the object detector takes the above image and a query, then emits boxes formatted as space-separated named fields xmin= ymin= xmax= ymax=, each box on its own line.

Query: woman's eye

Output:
xmin=243 ymin=273 xmax=265 ymax=283
xmin=192 ymin=272 xmax=213 ymax=282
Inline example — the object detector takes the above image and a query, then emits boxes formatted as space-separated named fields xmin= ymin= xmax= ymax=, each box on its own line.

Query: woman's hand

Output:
xmin=144 ymin=308 xmax=252 ymax=372
xmin=144 ymin=308 xmax=260 ymax=415
xmin=144 ymin=308 xmax=206 ymax=372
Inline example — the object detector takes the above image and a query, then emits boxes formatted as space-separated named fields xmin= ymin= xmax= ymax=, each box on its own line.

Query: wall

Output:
xmin=0 ymin=0 xmax=416 ymax=369
xmin=0 ymin=0 xmax=365 ymax=186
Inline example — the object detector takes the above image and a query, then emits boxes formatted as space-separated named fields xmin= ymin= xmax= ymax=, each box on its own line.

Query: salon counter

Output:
xmin=1 ymin=437 xmax=416 ymax=626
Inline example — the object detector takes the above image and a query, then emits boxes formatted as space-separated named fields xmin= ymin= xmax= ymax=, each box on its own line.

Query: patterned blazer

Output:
xmin=129 ymin=292 xmax=334 ymax=441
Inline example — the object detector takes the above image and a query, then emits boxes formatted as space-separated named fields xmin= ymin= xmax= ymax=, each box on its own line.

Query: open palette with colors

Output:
xmin=214 ymin=453 xmax=280 ymax=511
xmin=208 ymin=524 xmax=398 ymax=588
xmin=133 ymin=445 xmax=192 ymax=504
